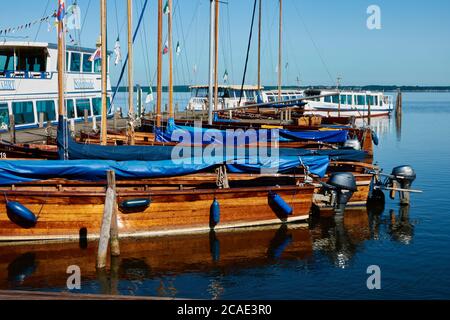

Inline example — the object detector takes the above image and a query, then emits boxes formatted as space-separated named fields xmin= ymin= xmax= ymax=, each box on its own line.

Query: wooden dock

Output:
xmin=0 ymin=290 xmax=177 ymax=300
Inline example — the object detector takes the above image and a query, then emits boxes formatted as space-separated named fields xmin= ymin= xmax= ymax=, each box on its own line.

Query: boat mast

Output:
xmin=257 ymin=0 xmax=262 ymax=90
xmin=278 ymin=0 xmax=282 ymax=102
xmin=57 ymin=1 xmax=65 ymax=119
xmin=168 ymin=0 xmax=174 ymax=119
xmin=156 ymin=0 xmax=163 ymax=128
xmin=100 ymin=0 xmax=108 ymax=146
xmin=127 ymin=0 xmax=135 ymax=145
xmin=213 ymin=0 xmax=219 ymax=112
xmin=208 ymin=0 xmax=215 ymax=125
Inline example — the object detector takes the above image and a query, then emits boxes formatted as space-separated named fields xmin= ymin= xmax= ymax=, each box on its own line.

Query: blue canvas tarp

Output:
xmin=0 ymin=155 xmax=330 ymax=185
xmin=156 ymin=123 xmax=348 ymax=145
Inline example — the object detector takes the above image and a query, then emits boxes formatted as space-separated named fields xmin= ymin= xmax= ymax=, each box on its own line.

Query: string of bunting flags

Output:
xmin=0 ymin=12 xmax=56 ymax=36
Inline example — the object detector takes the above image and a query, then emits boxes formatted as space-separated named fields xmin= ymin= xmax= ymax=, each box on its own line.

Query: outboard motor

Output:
xmin=343 ymin=139 xmax=362 ymax=151
xmin=324 ymin=172 xmax=358 ymax=214
xmin=389 ymin=165 xmax=417 ymax=205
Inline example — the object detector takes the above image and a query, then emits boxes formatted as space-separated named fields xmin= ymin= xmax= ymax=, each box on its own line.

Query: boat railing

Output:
xmin=0 ymin=71 xmax=52 ymax=80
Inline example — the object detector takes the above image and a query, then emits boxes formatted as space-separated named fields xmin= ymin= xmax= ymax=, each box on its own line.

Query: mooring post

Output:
xmin=96 ymin=170 xmax=119 ymax=269
xmin=109 ymin=171 xmax=120 ymax=257
xmin=396 ymin=90 xmax=402 ymax=116
xmin=367 ymin=100 xmax=371 ymax=126
xmin=113 ymin=111 xmax=118 ymax=131
xmin=9 ymin=115 xmax=15 ymax=144
xmin=39 ymin=112 xmax=45 ymax=128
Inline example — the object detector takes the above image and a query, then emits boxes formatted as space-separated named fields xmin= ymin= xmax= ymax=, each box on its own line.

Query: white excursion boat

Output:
xmin=260 ymin=89 xmax=303 ymax=103
xmin=0 ymin=41 xmax=113 ymax=131
xmin=303 ymin=89 xmax=394 ymax=118
xmin=186 ymin=85 xmax=262 ymax=111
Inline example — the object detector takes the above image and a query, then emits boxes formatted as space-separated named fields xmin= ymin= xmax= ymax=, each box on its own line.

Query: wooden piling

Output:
xmin=9 ymin=115 xmax=15 ymax=144
xmin=96 ymin=170 xmax=119 ymax=269
xmin=39 ymin=112 xmax=45 ymax=128
xmin=109 ymin=173 xmax=120 ymax=257
xmin=84 ymin=109 xmax=88 ymax=124
xmin=367 ymin=100 xmax=371 ymax=125
xmin=396 ymin=90 xmax=402 ymax=116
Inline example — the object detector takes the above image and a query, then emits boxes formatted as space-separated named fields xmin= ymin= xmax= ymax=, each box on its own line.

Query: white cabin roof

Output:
xmin=190 ymin=85 xmax=263 ymax=90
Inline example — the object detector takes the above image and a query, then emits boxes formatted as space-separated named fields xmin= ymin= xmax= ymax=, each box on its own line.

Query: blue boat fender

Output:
xmin=268 ymin=192 xmax=293 ymax=216
xmin=371 ymin=130 xmax=379 ymax=146
xmin=120 ymin=199 xmax=151 ymax=210
xmin=210 ymin=198 xmax=221 ymax=228
xmin=6 ymin=201 xmax=38 ymax=228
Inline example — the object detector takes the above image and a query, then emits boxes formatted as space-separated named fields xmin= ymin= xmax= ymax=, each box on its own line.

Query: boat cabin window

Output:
xmin=94 ymin=59 xmax=101 ymax=73
xmin=340 ymin=95 xmax=347 ymax=105
xmin=15 ymin=47 xmax=47 ymax=73
xmin=0 ymin=103 xmax=9 ymax=127
xmin=82 ymin=54 xmax=93 ymax=73
xmin=356 ymin=95 xmax=366 ymax=106
xmin=374 ymin=96 xmax=379 ymax=106
xmin=12 ymin=101 xmax=35 ymax=125
xmin=332 ymin=95 xmax=339 ymax=104
xmin=36 ymin=100 xmax=56 ymax=122
xmin=367 ymin=95 xmax=375 ymax=106
xmin=193 ymin=87 xmax=208 ymax=98
xmin=65 ymin=99 xmax=76 ymax=118
xmin=92 ymin=97 xmax=111 ymax=116
xmin=346 ymin=95 xmax=353 ymax=105
xmin=70 ymin=52 xmax=81 ymax=72
xmin=0 ymin=49 xmax=15 ymax=73
xmin=76 ymin=99 xmax=91 ymax=117
xmin=324 ymin=96 xmax=332 ymax=103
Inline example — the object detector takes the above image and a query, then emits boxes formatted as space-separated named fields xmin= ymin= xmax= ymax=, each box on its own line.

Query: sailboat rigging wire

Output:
xmin=111 ymin=0 xmax=149 ymax=106
xmin=34 ymin=0 xmax=50 ymax=41
xmin=290 ymin=0 xmax=334 ymax=85
xmin=238 ymin=0 xmax=258 ymax=106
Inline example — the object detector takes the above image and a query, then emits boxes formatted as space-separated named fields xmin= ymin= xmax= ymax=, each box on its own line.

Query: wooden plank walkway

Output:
xmin=0 ymin=290 xmax=178 ymax=301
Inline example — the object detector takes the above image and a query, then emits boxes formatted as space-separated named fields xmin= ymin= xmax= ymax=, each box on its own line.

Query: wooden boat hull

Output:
xmin=0 ymin=184 xmax=315 ymax=242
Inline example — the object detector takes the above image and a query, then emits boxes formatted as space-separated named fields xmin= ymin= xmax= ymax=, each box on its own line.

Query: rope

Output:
xmin=238 ymin=0 xmax=258 ymax=105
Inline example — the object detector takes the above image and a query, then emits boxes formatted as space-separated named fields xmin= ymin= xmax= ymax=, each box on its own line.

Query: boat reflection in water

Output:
xmin=0 ymin=207 xmax=414 ymax=298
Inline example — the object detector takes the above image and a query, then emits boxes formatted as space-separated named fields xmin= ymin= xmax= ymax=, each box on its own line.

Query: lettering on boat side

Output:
xmin=0 ymin=80 xmax=15 ymax=91
xmin=367 ymin=265 xmax=381 ymax=290
xmin=66 ymin=265 xmax=81 ymax=290
xmin=367 ymin=5 xmax=382 ymax=30
xmin=177 ymin=304 xmax=272 ymax=318
xmin=74 ymin=79 xmax=95 ymax=90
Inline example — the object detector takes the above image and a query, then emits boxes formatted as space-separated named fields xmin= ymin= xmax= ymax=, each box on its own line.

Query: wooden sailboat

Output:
xmin=0 ymin=0 xmax=322 ymax=242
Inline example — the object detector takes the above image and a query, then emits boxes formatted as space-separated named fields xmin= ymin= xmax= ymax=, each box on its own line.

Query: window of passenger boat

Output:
xmin=324 ymin=96 xmax=332 ymax=103
xmin=76 ymin=99 xmax=91 ymax=117
xmin=70 ymin=52 xmax=81 ymax=72
xmin=36 ymin=100 xmax=56 ymax=121
xmin=94 ymin=58 xmax=101 ymax=73
xmin=332 ymin=95 xmax=339 ymax=104
xmin=367 ymin=95 xmax=375 ymax=106
xmin=347 ymin=95 xmax=353 ymax=105
xmin=0 ymin=103 xmax=9 ymax=127
xmin=340 ymin=95 xmax=347 ymax=104
xmin=15 ymin=48 xmax=46 ymax=72
xmin=375 ymin=96 xmax=379 ymax=106
xmin=65 ymin=99 xmax=76 ymax=118
xmin=12 ymin=101 xmax=35 ymax=125
xmin=0 ymin=49 xmax=15 ymax=73
xmin=82 ymin=54 xmax=93 ymax=73
xmin=356 ymin=95 xmax=366 ymax=105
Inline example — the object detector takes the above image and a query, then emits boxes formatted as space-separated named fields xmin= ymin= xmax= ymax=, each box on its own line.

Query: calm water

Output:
xmin=1 ymin=92 xmax=450 ymax=300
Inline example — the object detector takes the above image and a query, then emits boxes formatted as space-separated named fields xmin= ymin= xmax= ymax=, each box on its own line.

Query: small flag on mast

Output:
xmin=163 ymin=41 xmax=169 ymax=55
xmin=114 ymin=38 xmax=122 ymax=65
xmin=57 ymin=0 xmax=66 ymax=22
xmin=176 ymin=41 xmax=181 ymax=56
xmin=223 ymin=70 xmax=229 ymax=83
xmin=89 ymin=47 xmax=101 ymax=62
xmin=163 ymin=1 xmax=170 ymax=15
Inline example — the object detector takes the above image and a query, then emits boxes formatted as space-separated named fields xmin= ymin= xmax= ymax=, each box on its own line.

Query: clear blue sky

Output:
xmin=1 ymin=0 xmax=449 ymax=87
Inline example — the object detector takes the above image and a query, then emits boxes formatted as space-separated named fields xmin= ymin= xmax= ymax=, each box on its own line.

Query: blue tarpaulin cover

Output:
xmin=156 ymin=123 xmax=348 ymax=145
xmin=0 ymin=155 xmax=330 ymax=185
